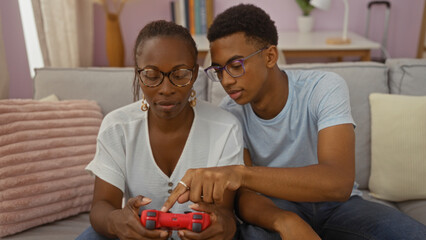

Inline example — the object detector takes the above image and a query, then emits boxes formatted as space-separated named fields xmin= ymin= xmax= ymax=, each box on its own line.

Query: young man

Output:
xmin=164 ymin=4 xmax=426 ymax=239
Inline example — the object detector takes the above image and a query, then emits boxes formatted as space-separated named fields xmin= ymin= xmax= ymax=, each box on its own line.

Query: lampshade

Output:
xmin=310 ymin=0 xmax=351 ymax=44
xmin=310 ymin=0 xmax=331 ymax=10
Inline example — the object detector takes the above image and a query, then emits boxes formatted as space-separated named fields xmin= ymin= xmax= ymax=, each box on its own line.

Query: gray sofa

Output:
xmin=3 ymin=59 xmax=425 ymax=239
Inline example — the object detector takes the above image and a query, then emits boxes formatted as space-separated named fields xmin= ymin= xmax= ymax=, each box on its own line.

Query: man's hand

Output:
xmin=108 ymin=195 xmax=169 ymax=239
xmin=162 ymin=165 xmax=244 ymax=212
xmin=177 ymin=202 xmax=236 ymax=240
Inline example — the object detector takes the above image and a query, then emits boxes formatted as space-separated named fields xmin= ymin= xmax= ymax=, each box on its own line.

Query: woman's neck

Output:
xmin=148 ymin=104 xmax=194 ymax=133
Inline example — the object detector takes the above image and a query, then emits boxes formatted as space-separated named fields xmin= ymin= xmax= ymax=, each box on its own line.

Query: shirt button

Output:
xmin=168 ymin=189 xmax=172 ymax=194
xmin=168 ymin=182 xmax=173 ymax=187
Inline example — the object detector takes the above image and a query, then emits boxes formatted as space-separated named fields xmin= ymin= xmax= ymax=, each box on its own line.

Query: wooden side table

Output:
xmin=278 ymin=31 xmax=380 ymax=62
xmin=193 ymin=31 xmax=380 ymax=63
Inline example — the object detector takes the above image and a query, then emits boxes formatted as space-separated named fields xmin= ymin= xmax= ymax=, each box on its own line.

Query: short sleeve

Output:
xmin=219 ymin=97 xmax=249 ymax=150
xmin=217 ymin=118 xmax=244 ymax=167
xmin=309 ymin=72 xmax=355 ymax=131
xmin=85 ymin=123 xmax=126 ymax=192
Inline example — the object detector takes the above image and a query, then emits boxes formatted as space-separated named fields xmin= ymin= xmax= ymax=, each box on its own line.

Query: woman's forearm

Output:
xmin=89 ymin=200 xmax=119 ymax=238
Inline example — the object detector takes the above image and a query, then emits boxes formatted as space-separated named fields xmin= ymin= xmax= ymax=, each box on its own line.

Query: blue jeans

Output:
xmin=239 ymin=196 xmax=426 ymax=240
xmin=76 ymin=227 xmax=117 ymax=240
xmin=76 ymin=224 xmax=240 ymax=240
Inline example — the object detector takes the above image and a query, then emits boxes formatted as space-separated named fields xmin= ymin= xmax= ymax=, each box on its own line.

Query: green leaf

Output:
xmin=295 ymin=0 xmax=315 ymax=16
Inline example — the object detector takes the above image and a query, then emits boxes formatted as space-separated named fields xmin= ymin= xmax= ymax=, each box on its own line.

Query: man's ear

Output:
xmin=264 ymin=46 xmax=278 ymax=68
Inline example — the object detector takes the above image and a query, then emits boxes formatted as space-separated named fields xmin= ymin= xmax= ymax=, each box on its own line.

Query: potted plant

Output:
xmin=295 ymin=0 xmax=315 ymax=33
xmin=296 ymin=0 xmax=315 ymax=16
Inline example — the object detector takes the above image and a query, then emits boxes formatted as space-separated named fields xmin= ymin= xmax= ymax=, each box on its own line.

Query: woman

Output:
xmin=77 ymin=20 xmax=243 ymax=240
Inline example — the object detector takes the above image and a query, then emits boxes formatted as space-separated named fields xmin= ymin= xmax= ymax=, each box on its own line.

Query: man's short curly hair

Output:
xmin=207 ymin=4 xmax=278 ymax=47
xmin=132 ymin=20 xmax=198 ymax=101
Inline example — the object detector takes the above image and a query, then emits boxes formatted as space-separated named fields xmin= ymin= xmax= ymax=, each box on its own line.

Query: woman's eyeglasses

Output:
xmin=137 ymin=66 xmax=196 ymax=87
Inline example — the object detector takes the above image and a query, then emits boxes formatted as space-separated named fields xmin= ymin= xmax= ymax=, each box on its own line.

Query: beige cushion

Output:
xmin=0 ymin=99 xmax=102 ymax=237
xmin=368 ymin=93 xmax=426 ymax=202
xmin=39 ymin=94 xmax=59 ymax=102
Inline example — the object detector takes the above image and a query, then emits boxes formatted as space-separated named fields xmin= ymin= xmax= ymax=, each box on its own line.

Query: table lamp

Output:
xmin=310 ymin=0 xmax=351 ymax=44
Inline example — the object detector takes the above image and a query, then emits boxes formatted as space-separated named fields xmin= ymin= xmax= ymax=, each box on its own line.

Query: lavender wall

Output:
xmin=1 ymin=0 xmax=425 ymax=98
xmin=94 ymin=0 xmax=425 ymax=66
xmin=0 ymin=0 xmax=32 ymax=98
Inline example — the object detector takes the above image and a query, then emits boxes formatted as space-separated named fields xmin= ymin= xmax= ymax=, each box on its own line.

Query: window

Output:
xmin=18 ymin=0 xmax=43 ymax=78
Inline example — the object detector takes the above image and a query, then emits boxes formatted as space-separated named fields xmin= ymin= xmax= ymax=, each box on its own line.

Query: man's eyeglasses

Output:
xmin=204 ymin=47 xmax=267 ymax=82
xmin=137 ymin=66 xmax=196 ymax=87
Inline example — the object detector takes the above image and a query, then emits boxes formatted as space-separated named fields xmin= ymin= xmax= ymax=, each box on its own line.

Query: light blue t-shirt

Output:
xmin=220 ymin=69 xmax=361 ymax=195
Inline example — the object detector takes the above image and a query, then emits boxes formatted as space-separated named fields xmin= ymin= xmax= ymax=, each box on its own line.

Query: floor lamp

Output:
xmin=311 ymin=0 xmax=351 ymax=44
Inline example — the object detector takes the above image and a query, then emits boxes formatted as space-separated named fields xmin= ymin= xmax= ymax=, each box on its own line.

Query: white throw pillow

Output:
xmin=368 ymin=93 xmax=426 ymax=202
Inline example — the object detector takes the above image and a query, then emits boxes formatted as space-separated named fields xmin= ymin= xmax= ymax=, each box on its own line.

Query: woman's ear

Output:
xmin=264 ymin=46 xmax=278 ymax=68
xmin=192 ymin=64 xmax=199 ymax=83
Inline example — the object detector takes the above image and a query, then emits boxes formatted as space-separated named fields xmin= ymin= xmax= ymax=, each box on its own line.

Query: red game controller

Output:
xmin=140 ymin=209 xmax=211 ymax=232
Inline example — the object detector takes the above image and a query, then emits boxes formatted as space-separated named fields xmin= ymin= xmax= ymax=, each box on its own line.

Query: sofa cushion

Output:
xmin=368 ymin=93 xmax=426 ymax=202
xmin=0 ymin=99 xmax=102 ymax=237
xmin=39 ymin=94 xmax=59 ymax=102
xmin=278 ymin=62 xmax=388 ymax=189
xmin=360 ymin=190 xmax=398 ymax=210
xmin=34 ymin=68 xmax=134 ymax=115
xmin=1 ymin=214 xmax=90 ymax=240
xmin=34 ymin=67 xmax=209 ymax=115
xmin=397 ymin=200 xmax=426 ymax=226
xmin=386 ymin=58 xmax=426 ymax=95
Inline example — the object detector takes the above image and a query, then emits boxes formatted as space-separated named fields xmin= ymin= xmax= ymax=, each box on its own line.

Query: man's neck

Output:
xmin=250 ymin=66 xmax=289 ymax=120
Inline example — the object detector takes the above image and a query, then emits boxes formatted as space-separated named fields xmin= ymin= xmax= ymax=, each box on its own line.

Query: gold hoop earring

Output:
xmin=141 ymin=95 xmax=148 ymax=111
xmin=189 ymin=89 xmax=197 ymax=107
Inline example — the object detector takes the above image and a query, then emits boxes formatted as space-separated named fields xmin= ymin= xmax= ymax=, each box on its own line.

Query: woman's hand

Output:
xmin=108 ymin=195 xmax=170 ymax=240
xmin=162 ymin=165 xmax=244 ymax=212
xmin=177 ymin=202 xmax=236 ymax=240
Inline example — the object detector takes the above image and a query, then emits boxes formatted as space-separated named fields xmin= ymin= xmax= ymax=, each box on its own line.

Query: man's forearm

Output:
xmin=237 ymin=187 xmax=296 ymax=232
xmin=239 ymin=164 xmax=354 ymax=202
xmin=238 ymin=123 xmax=355 ymax=203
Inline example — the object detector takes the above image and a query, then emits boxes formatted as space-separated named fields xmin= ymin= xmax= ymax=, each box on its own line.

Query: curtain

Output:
xmin=0 ymin=15 xmax=9 ymax=99
xmin=31 ymin=0 xmax=93 ymax=67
